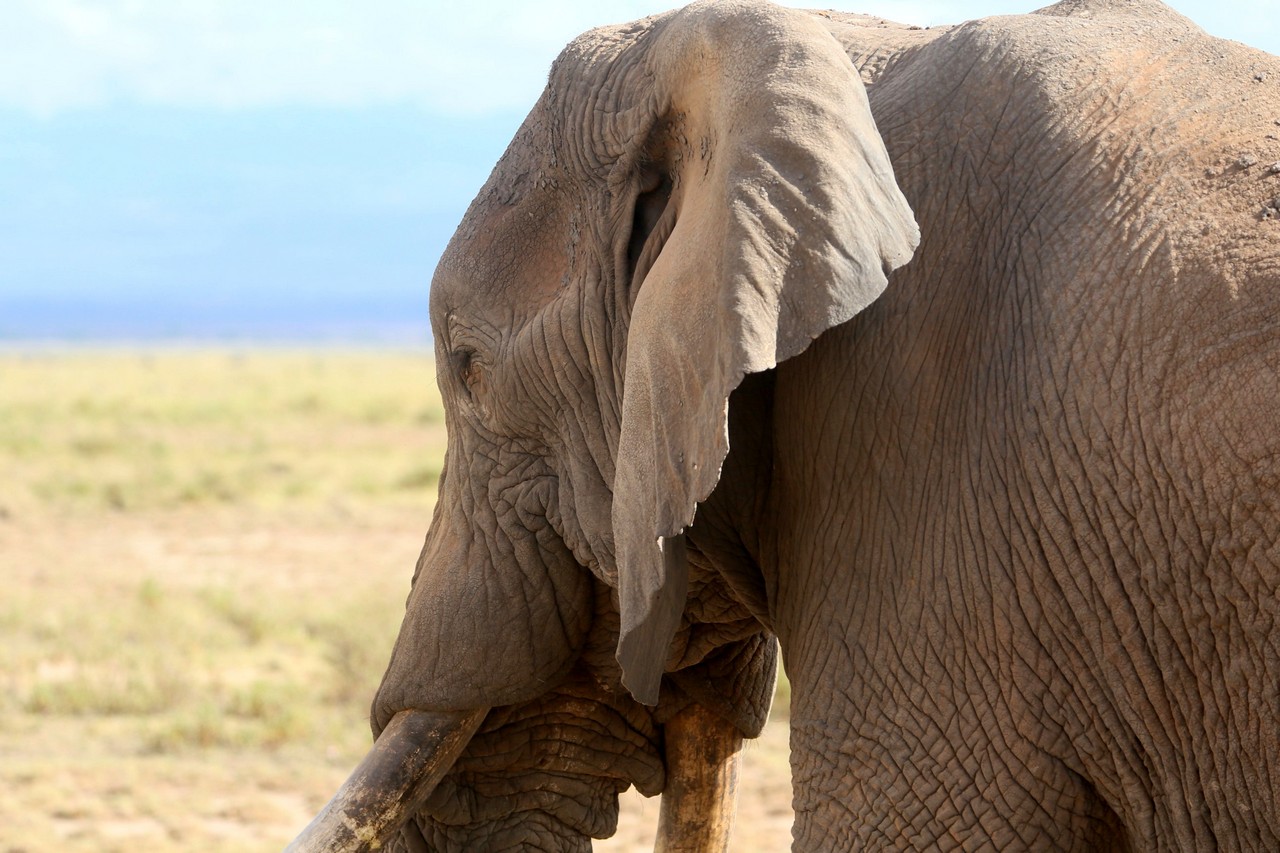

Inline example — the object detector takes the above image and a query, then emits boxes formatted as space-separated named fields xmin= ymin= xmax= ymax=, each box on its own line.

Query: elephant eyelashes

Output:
xmin=625 ymin=171 xmax=675 ymax=289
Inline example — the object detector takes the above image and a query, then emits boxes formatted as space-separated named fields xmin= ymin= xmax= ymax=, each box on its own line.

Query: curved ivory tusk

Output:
xmin=654 ymin=703 xmax=744 ymax=853
xmin=285 ymin=708 xmax=486 ymax=853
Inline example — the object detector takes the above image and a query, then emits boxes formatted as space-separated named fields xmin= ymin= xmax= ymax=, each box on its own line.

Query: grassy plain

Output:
xmin=0 ymin=350 xmax=791 ymax=852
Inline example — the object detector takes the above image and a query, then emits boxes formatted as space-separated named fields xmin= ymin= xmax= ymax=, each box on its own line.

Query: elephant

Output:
xmin=289 ymin=0 xmax=1280 ymax=849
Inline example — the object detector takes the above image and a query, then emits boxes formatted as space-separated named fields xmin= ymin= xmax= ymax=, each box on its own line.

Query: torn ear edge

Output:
xmin=616 ymin=533 xmax=688 ymax=705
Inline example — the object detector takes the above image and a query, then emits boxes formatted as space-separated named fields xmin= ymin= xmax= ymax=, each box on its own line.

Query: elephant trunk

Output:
xmin=285 ymin=708 xmax=486 ymax=853
xmin=655 ymin=703 xmax=744 ymax=852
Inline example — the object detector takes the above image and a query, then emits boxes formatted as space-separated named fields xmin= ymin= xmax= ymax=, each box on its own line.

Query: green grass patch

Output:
xmin=0 ymin=350 xmax=446 ymax=517
xmin=0 ymin=350 xmax=435 ymax=766
xmin=6 ymin=570 xmax=399 ymax=753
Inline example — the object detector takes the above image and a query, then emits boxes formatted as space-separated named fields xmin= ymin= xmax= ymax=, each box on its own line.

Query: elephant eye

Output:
xmin=453 ymin=347 xmax=483 ymax=396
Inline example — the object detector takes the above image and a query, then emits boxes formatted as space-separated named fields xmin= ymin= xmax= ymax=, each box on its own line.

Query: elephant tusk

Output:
xmin=654 ymin=703 xmax=744 ymax=853
xmin=284 ymin=708 xmax=486 ymax=853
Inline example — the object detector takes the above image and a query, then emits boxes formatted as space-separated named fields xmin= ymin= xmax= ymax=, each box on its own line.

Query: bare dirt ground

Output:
xmin=0 ymin=351 xmax=795 ymax=852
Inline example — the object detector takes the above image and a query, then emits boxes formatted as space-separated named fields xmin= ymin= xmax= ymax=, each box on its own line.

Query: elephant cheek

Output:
xmin=371 ymin=512 xmax=593 ymax=732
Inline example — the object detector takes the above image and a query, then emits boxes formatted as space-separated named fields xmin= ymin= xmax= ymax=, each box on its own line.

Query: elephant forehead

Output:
xmin=429 ymin=63 xmax=655 ymax=326
xmin=428 ymin=6 xmax=690 ymax=323
xmin=435 ymin=195 xmax=570 ymax=306
xmin=430 ymin=159 xmax=578 ymax=332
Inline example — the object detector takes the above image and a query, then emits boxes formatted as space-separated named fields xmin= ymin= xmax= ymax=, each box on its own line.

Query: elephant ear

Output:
xmin=613 ymin=0 xmax=919 ymax=704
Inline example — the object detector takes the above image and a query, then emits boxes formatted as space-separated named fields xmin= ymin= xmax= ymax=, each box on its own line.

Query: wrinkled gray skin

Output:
xmin=365 ymin=0 xmax=1280 ymax=849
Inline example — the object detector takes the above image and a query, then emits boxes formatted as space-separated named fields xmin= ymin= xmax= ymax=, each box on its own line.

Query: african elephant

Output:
xmin=289 ymin=0 xmax=1280 ymax=849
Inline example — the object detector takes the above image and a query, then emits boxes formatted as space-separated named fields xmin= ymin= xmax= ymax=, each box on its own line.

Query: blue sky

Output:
xmin=2 ymin=0 xmax=1276 ymax=341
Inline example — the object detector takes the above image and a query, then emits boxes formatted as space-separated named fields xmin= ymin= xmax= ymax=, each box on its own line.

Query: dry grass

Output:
xmin=0 ymin=350 xmax=445 ymax=516
xmin=0 ymin=349 xmax=792 ymax=852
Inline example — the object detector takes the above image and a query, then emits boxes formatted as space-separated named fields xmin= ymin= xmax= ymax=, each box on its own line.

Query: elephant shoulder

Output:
xmin=1033 ymin=0 xmax=1197 ymax=25
xmin=808 ymin=0 xmax=1222 ymax=90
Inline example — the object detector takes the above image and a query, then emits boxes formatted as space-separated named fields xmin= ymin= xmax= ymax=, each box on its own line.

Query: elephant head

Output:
xmin=289 ymin=0 xmax=917 ymax=849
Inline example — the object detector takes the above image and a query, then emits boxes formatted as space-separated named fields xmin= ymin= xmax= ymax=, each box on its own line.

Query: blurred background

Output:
xmin=1 ymin=1 xmax=1275 ymax=850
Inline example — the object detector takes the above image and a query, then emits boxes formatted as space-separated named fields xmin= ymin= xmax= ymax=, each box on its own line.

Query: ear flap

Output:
xmin=613 ymin=1 xmax=919 ymax=704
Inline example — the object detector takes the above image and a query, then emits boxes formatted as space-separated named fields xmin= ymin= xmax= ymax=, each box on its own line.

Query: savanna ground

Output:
xmin=0 ymin=350 xmax=792 ymax=852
